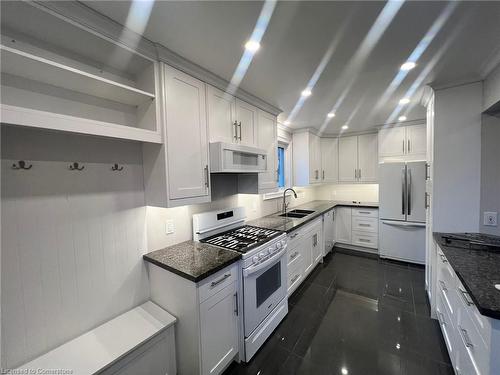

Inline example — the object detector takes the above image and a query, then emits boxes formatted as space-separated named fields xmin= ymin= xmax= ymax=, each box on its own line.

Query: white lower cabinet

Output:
xmin=200 ymin=282 xmax=239 ymax=375
xmin=286 ymin=217 xmax=323 ymax=296
xmin=335 ymin=207 xmax=379 ymax=250
xmin=323 ymin=209 xmax=336 ymax=255
xmin=434 ymin=246 xmax=498 ymax=375
xmin=148 ymin=262 xmax=240 ymax=375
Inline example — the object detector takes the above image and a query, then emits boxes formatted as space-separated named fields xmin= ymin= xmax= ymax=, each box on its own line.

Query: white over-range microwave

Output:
xmin=209 ymin=142 xmax=268 ymax=173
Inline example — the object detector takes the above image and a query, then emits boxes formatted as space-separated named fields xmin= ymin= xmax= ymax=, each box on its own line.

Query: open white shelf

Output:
xmin=1 ymin=45 xmax=155 ymax=107
xmin=1 ymin=104 xmax=162 ymax=143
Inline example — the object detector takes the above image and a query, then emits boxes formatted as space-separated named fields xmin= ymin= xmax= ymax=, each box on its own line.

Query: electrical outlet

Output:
xmin=484 ymin=212 xmax=498 ymax=227
xmin=166 ymin=219 xmax=175 ymax=234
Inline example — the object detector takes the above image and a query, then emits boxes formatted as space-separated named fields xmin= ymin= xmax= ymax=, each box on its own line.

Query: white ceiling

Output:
xmin=83 ymin=1 xmax=500 ymax=134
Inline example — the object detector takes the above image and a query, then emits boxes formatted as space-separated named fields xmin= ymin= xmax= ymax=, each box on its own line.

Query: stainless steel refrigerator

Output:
xmin=379 ymin=161 xmax=426 ymax=264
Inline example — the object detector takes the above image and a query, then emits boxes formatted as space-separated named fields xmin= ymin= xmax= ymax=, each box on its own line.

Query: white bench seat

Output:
xmin=13 ymin=301 xmax=176 ymax=375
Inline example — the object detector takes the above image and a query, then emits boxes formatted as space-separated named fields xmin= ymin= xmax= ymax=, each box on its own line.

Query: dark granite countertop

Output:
xmin=434 ymin=232 xmax=500 ymax=319
xmin=143 ymin=241 xmax=241 ymax=282
xmin=247 ymin=200 xmax=378 ymax=233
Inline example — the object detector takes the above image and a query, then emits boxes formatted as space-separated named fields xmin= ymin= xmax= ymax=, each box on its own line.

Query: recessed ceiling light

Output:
xmin=301 ymin=89 xmax=312 ymax=97
xmin=341 ymin=368 xmax=348 ymax=375
xmin=398 ymin=116 xmax=407 ymax=122
xmin=244 ymin=40 xmax=260 ymax=53
xmin=400 ymin=62 xmax=416 ymax=71
xmin=341 ymin=125 xmax=349 ymax=130
xmin=284 ymin=121 xmax=291 ymax=126
xmin=327 ymin=112 xmax=336 ymax=118
xmin=399 ymin=98 xmax=410 ymax=105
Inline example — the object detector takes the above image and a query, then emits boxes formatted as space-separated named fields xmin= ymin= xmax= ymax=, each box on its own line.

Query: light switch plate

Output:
xmin=484 ymin=212 xmax=498 ymax=227
xmin=166 ymin=219 xmax=175 ymax=234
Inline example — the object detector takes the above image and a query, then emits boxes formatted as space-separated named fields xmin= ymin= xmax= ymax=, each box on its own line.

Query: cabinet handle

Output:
xmin=210 ymin=273 xmax=231 ymax=288
xmin=425 ymin=163 xmax=430 ymax=180
xmin=439 ymin=280 xmax=447 ymax=292
xmin=359 ymin=169 xmax=362 ymax=179
xmin=290 ymin=251 xmax=299 ymax=260
xmin=359 ymin=223 xmax=370 ymax=227
xmin=403 ymin=139 xmax=405 ymax=154
xmin=204 ymin=165 xmax=209 ymax=188
xmin=322 ymin=170 xmax=325 ymax=180
xmin=332 ymin=211 xmax=335 ymax=222
xmin=291 ymin=274 xmax=300 ymax=284
xmin=458 ymin=326 xmax=473 ymax=348
xmin=233 ymin=121 xmax=238 ymax=140
xmin=437 ymin=311 xmax=445 ymax=326
xmin=238 ymin=121 xmax=242 ymax=141
xmin=289 ymin=232 xmax=299 ymax=239
xmin=276 ymin=168 xmax=279 ymax=182
xmin=313 ymin=234 xmax=317 ymax=246
xmin=438 ymin=252 xmax=448 ymax=263
xmin=354 ymin=168 xmax=357 ymax=179
xmin=458 ymin=286 xmax=474 ymax=306
xmin=359 ymin=238 xmax=371 ymax=243
xmin=234 ymin=292 xmax=239 ymax=316
xmin=408 ymin=139 xmax=411 ymax=153
xmin=358 ymin=211 xmax=371 ymax=214
xmin=425 ymin=192 xmax=430 ymax=209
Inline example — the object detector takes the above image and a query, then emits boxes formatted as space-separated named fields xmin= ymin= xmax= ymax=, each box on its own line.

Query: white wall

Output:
xmin=432 ymin=82 xmax=482 ymax=232
xmin=480 ymin=114 xmax=500 ymax=235
xmin=146 ymin=187 xmax=318 ymax=251
xmin=1 ymin=126 xmax=150 ymax=368
xmin=315 ymin=184 xmax=379 ymax=203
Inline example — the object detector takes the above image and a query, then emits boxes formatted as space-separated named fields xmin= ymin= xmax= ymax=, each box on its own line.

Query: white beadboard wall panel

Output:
xmin=1 ymin=126 xmax=149 ymax=368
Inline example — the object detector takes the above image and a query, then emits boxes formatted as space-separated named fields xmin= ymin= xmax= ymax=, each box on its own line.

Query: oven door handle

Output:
xmin=243 ymin=246 xmax=287 ymax=277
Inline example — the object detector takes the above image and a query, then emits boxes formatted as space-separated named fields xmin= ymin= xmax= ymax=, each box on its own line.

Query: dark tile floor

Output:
xmin=224 ymin=249 xmax=453 ymax=375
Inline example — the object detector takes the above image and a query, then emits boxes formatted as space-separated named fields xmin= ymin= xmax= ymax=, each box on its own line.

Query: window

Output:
xmin=277 ymin=146 xmax=285 ymax=188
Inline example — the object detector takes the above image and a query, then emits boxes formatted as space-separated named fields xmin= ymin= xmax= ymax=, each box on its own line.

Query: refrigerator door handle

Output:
xmin=401 ymin=167 xmax=406 ymax=215
xmin=381 ymin=220 xmax=426 ymax=228
xmin=407 ymin=168 xmax=412 ymax=216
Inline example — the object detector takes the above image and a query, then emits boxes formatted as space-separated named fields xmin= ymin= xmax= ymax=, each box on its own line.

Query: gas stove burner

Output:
xmin=202 ymin=225 xmax=282 ymax=252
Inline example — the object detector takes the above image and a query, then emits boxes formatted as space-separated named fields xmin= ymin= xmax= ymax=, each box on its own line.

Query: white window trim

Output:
xmin=263 ymin=138 xmax=293 ymax=200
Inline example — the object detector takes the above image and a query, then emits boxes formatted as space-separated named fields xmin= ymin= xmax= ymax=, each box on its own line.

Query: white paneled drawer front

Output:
xmin=198 ymin=263 xmax=238 ymax=303
xmin=456 ymin=306 xmax=489 ymax=375
xmin=287 ymin=246 xmax=302 ymax=267
xmin=351 ymin=208 xmax=379 ymax=218
xmin=351 ymin=216 xmax=378 ymax=233
xmin=455 ymin=280 xmax=490 ymax=345
xmin=437 ymin=248 xmax=457 ymax=289
xmin=287 ymin=228 xmax=303 ymax=250
xmin=436 ymin=289 xmax=457 ymax=367
xmin=287 ymin=259 xmax=303 ymax=296
xmin=351 ymin=231 xmax=378 ymax=249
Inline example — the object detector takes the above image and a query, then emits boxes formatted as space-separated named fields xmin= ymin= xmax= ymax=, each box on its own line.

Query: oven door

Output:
xmin=243 ymin=251 xmax=287 ymax=337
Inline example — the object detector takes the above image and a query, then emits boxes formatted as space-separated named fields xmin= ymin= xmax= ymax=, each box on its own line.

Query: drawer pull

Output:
xmin=359 ymin=238 xmax=371 ymax=243
xmin=290 ymin=251 xmax=299 ymax=260
xmin=291 ymin=274 xmax=300 ymax=284
xmin=437 ymin=311 xmax=446 ymax=326
xmin=458 ymin=326 xmax=474 ymax=348
xmin=359 ymin=223 xmax=371 ymax=227
xmin=289 ymin=233 xmax=299 ymax=239
xmin=458 ymin=287 xmax=474 ymax=306
xmin=210 ymin=273 xmax=231 ymax=288
xmin=358 ymin=211 xmax=371 ymax=214
xmin=438 ymin=252 xmax=448 ymax=263
xmin=439 ymin=280 xmax=448 ymax=292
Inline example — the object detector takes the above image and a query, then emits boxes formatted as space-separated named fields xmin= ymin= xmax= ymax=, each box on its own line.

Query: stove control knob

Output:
xmin=259 ymin=252 xmax=265 ymax=259
xmin=276 ymin=241 xmax=282 ymax=249
xmin=268 ymin=247 xmax=274 ymax=254
xmin=252 ymin=256 xmax=260 ymax=264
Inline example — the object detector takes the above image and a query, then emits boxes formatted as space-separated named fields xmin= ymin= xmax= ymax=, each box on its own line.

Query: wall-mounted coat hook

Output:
xmin=69 ymin=162 xmax=84 ymax=171
xmin=111 ymin=163 xmax=124 ymax=171
xmin=12 ymin=160 xmax=32 ymax=170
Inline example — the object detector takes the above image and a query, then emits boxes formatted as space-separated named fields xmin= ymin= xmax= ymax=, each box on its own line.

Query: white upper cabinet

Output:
xmin=235 ymin=99 xmax=258 ymax=147
xmin=257 ymin=110 xmax=278 ymax=192
xmin=207 ymin=85 xmax=258 ymax=147
xmin=207 ymin=85 xmax=236 ymax=144
xmin=378 ymin=124 xmax=426 ymax=161
xmin=357 ymin=133 xmax=378 ymax=183
xmin=143 ymin=64 xmax=210 ymax=207
xmin=320 ymin=138 xmax=339 ymax=183
xmin=406 ymin=124 xmax=426 ymax=156
xmin=338 ymin=136 xmax=359 ymax=183
xmin=293 ymin=131 xmax=322 ymax=186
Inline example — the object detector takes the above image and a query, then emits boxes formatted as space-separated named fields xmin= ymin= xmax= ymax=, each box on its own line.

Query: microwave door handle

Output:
xmin=242 ymin=246 xmax=287 ymax=277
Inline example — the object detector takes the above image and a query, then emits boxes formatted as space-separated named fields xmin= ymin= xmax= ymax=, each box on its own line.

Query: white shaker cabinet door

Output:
xmin=164 ymin=66 xmax=209 ymax=200
xmin=200 ymin=282 xmax=239 ymax=375
xmin=338 ymin=136 xmax=358 ymax=183
xmin=258 ymin=110 xmax=278 ymax=191
xmin=320 ymin=138 xmax=338 ymax=183
xmin=406 ymin=124 xmax=426 ymax=157
xmin=358 ymin=133 xmax=378 ymax=183
xmin=378 ymin=127 xmax=406 ymax=158
xmin=335 ymin=207 xmax=352 ymax=244
xmin=207 ymin=85 xmax=236 ymax=144
xmin=235 ymin=98 xmax=258 ymax=147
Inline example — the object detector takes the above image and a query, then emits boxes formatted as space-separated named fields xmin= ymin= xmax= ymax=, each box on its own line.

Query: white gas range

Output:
xmin=193 ymin=207 xmax=288 ymax=361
